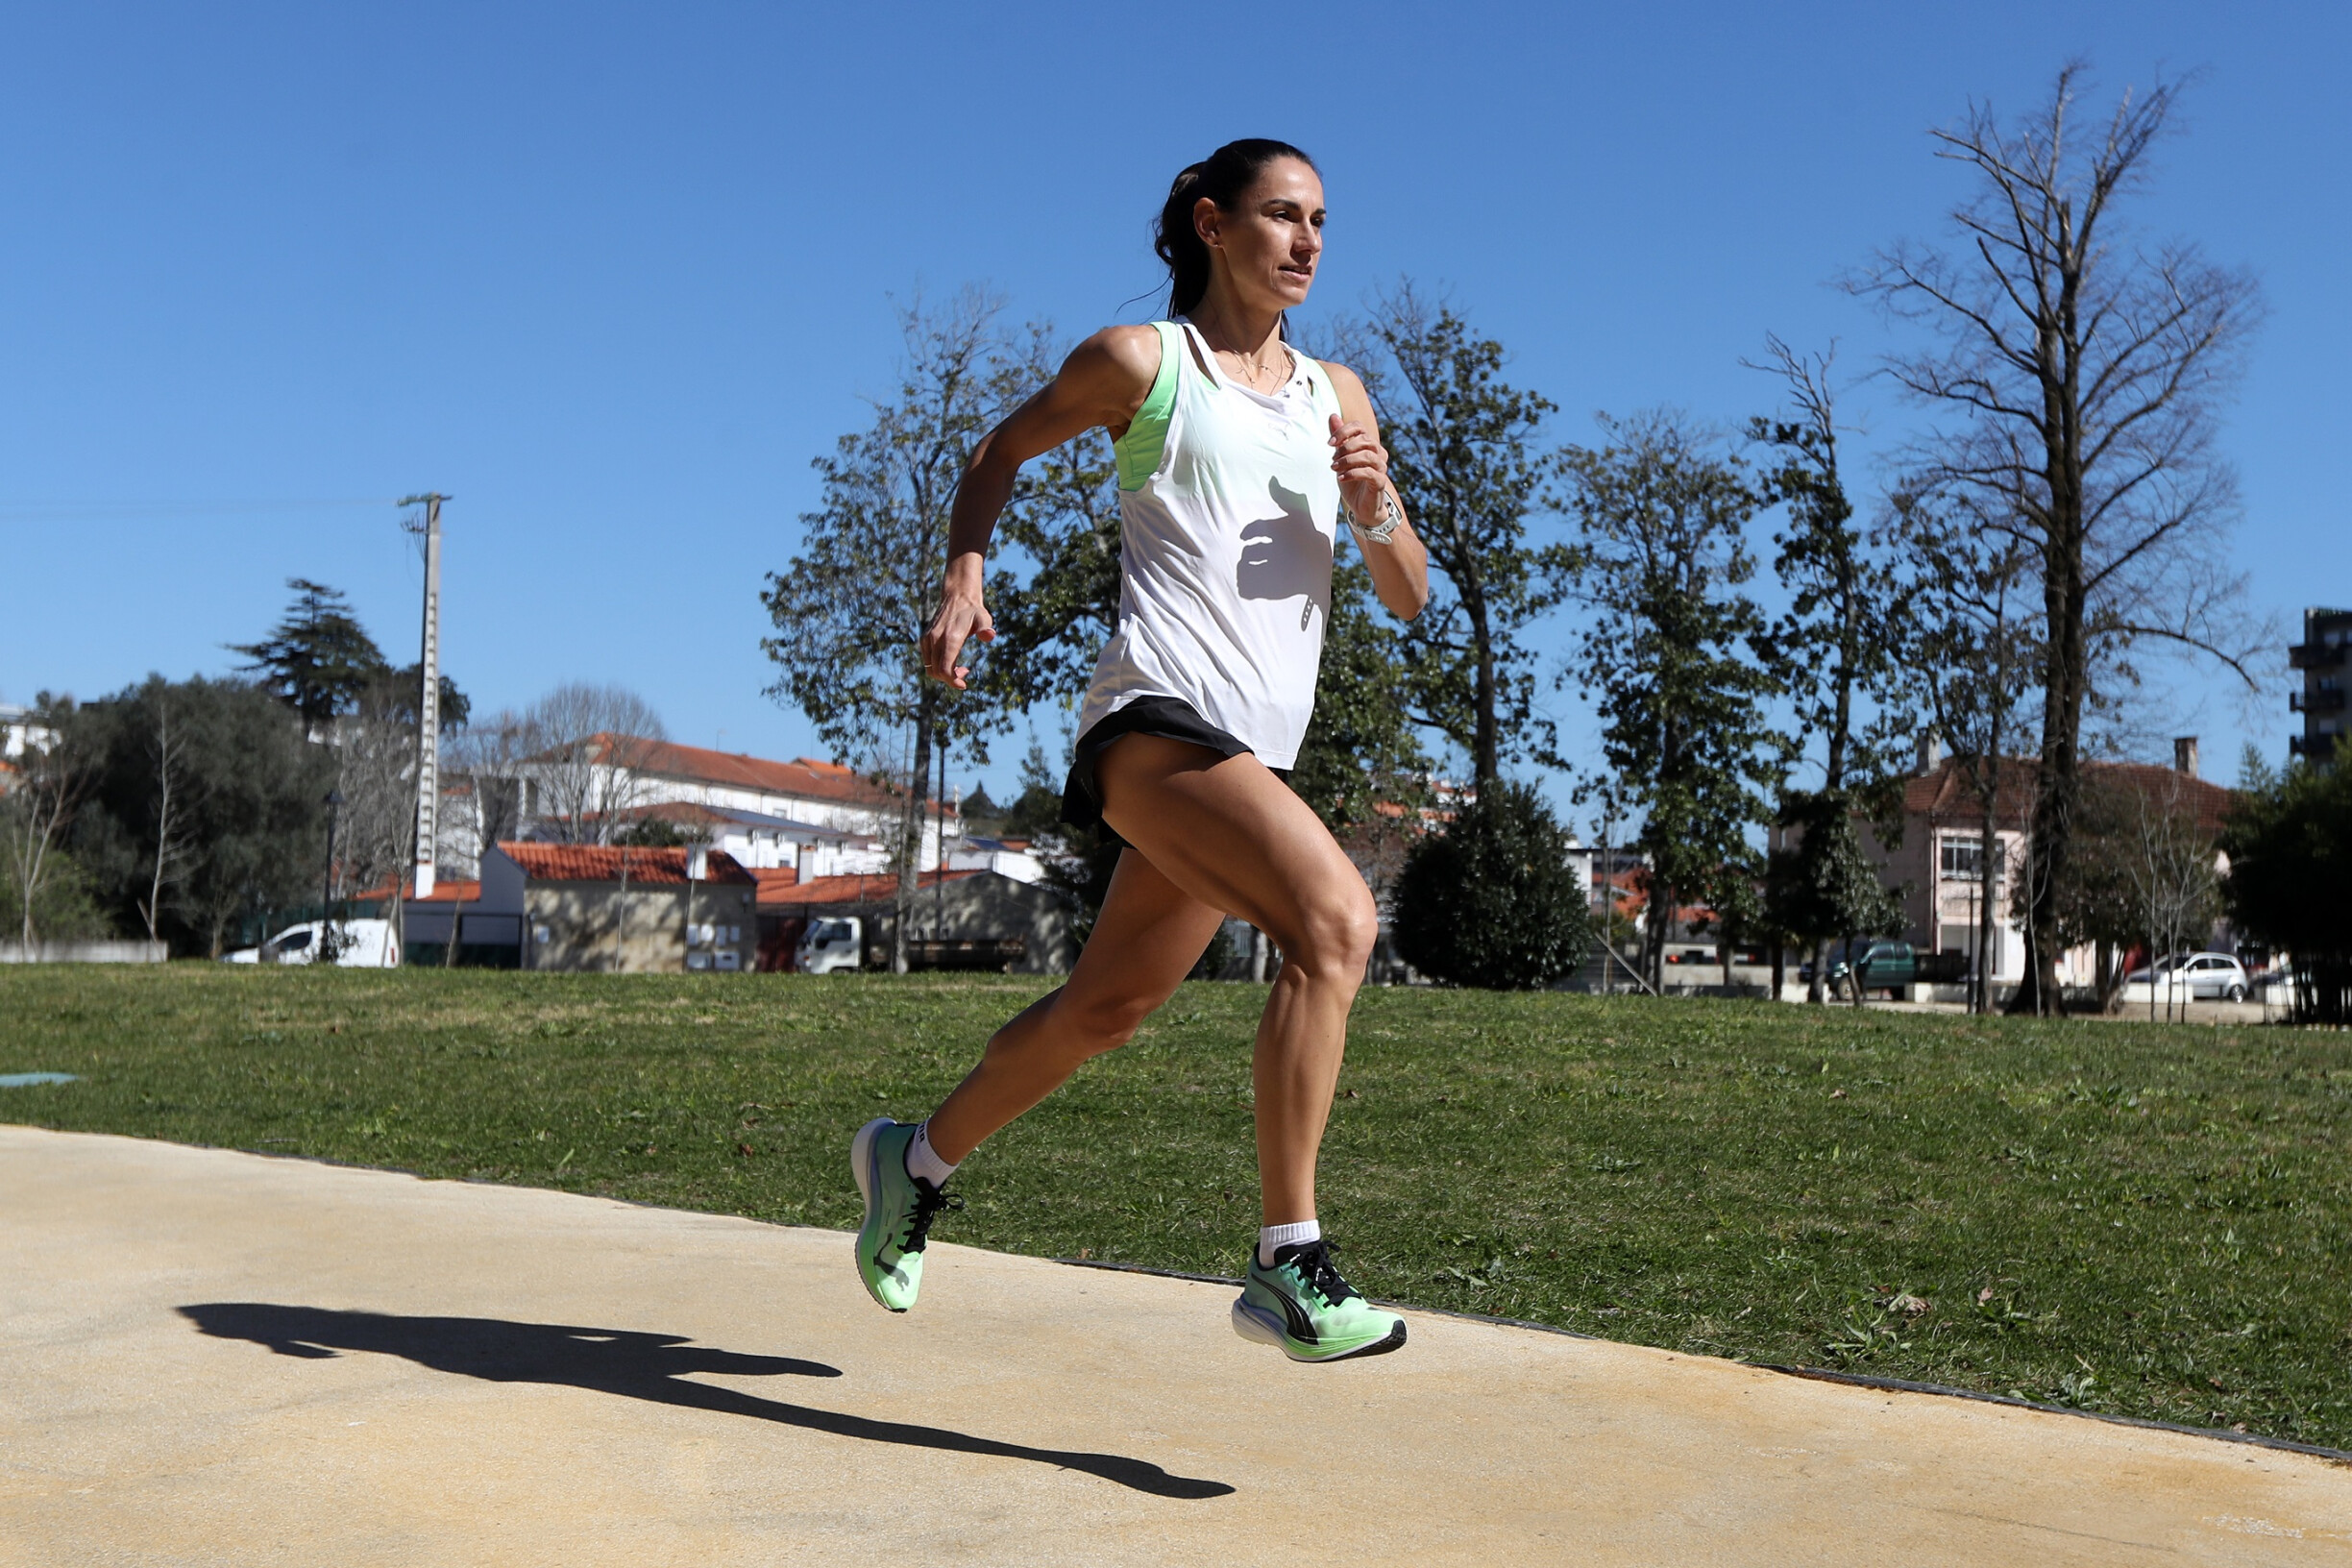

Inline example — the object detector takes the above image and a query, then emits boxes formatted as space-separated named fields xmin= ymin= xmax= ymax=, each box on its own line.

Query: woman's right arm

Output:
xmin=921 ymin=325 xmax=1161 ymax=689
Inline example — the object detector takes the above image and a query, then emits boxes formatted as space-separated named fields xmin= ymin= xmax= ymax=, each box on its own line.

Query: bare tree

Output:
xmin=1903 ymin=485 xmax=2044 ymax=1013
xmin=446 ymin=708 xmax=539 ymax=867
xmin=333 ymin=684 xmax=420 ymax=907
xmin=2124 ymin=774 xmax=2221 ymax=1022
xmin=524 ymin=683 xmax=667 ymax=844
xmin=135 ymin=697 xmax=195 ymax=943
xmin=1852 ymin=64 xmax=2264 ymax=1013
xmin=2 ymin=696 xmax=86 ymax=946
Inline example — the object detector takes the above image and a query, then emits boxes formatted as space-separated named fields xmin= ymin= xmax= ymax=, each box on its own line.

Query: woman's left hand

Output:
xmin=1328 ymin=413 xmax=1391 ymax=522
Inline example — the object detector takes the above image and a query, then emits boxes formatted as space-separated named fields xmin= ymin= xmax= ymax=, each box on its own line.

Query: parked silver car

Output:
xmin=2122 ymin=951 xmax=2250 ymax=1003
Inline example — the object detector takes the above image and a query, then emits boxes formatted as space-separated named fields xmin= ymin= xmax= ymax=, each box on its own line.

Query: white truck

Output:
xmin=223 ymin=919 xmax=402 ymax=968
xmin=796 ymin=917 xmax=863 ymax=974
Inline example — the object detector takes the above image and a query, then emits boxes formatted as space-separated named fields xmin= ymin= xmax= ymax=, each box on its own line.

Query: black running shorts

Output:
xmin=1061 ymin=696 xmax=1284 ymax=846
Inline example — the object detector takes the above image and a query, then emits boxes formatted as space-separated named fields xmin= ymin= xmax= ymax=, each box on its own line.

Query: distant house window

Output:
xmin=1940 ymin=839 xmax=1988 ymax=881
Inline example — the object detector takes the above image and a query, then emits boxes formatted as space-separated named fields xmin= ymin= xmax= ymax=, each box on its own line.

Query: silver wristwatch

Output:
xmin=1348 ymin=492 xmax=1404 ymax=544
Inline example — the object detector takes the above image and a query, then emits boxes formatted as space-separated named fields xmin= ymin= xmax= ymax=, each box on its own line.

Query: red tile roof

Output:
xmin=569 ymin=735 xmax=956 ymax=817
xmin=1902 ymin=756 xmax=2235 ymax=835
xmin=754 ymin=869 xmax=984 ymax=910
xmin=496 ymin=843 xmax=756 ymax=886
xmin=352 ymin=878 xmax=483 ymax=904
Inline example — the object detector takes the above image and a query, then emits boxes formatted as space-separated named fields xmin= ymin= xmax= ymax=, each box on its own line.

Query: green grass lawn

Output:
xmin=7 ymin=966 xmax=2350 ymax=1448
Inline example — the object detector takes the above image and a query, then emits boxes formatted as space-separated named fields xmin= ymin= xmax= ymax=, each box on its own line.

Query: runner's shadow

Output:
xmin=178 ymin=1303 xmax=1234 ymax=1500
xmin=1237 ymin=478 xmax=1333 ymax=630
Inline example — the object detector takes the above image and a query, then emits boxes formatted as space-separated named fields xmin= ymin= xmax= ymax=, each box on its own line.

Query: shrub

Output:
xmin=1393 ymin=780 xmax=1589 ymax=990
xmin=2222 ymin=757 xmax=2352 ymax=1025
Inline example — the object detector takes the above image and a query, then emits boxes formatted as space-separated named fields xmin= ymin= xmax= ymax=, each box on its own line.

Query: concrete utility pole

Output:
xmin=401 ymin=494 xmax=450 ymax=901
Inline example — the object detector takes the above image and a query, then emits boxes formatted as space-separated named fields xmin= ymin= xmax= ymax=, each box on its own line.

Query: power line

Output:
xmin=0 ymin=498 xmax=402 ymax=524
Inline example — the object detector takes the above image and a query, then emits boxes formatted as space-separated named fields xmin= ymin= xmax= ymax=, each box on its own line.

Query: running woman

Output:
xmin=853 ymin=138 xmax=1430 ymax=1362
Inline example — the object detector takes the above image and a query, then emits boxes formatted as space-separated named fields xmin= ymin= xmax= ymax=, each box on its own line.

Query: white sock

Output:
xmin=1259 ymin=1219 xmax=1321 ymax=1266
xmin=903 ymin=1120 xmax=958 ymax=1188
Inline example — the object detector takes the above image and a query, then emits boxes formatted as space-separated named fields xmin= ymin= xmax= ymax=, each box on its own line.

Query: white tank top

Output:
xmin=1075 ymin=319 xmax=1344 ymax=770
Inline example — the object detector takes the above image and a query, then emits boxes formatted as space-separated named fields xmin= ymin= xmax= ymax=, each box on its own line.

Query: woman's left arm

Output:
xmin=1322 ymin=362 xmax=1430 ymax=621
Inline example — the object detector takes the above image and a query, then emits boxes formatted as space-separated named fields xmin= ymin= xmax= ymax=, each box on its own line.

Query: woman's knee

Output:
xmin=1286 ymin=878 xmax=1379 ymax=977
xmin=1047 ymin=984 xmax=1162 ymax=1056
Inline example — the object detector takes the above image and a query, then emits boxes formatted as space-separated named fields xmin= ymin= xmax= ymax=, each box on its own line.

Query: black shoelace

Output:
xmin=1288 ymin=1239 xmax=1362 ymax=1306
xmin=900 ymin=1181 xmax=963 ymax=1255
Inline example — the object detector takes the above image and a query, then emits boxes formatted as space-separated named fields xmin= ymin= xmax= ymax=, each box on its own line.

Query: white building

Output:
xmin=497 ymin=735 xmax=959 ymax=883
xmin=1 ymin=703 xmax=59 ymax=766
xmin=943 ymin=834 xmax=1047 ymax=886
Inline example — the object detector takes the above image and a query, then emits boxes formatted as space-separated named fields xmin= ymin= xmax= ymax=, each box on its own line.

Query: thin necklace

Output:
xmin=1221 ymin=343 xmax=1291 ymax=393
xmin=1192 ymin=316 xmax=1291 ymax=392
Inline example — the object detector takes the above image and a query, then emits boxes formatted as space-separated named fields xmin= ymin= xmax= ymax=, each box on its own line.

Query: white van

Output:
xmin=223 ymin=919 xmax=402 ymax=968
xmin=796 ymin=917 xmax=862 ymax=974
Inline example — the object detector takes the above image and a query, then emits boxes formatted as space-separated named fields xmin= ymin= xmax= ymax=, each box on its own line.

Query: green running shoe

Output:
xmin=1231 ymin=1238 xmax=1407 ymax=1362
xmin=850 ymin=1117 xmax=960 ymax=1312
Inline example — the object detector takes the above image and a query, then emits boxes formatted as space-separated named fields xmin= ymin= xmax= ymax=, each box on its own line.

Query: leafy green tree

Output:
xmin=229 ymin=578 xmax=466 ymax=747
xmin=2221 ymin=755 xmax=2350 ymax=1024
xmin=231 ymin=579 xmax=388 ymax=729
xmin=1764 ymin=791 xmax=1903 ymax=1005
xmin=1747 ymin=340 xmax=1919 ymax=999
xmin=955 ymin=781 xmax=1008 ymax=846
xmin=614 ymin=815 xmax=707 ymax=849
xmin=764 ymin=290 xmax=1039 ymax=971
xmin=1750 ymin=340 xmax=1916 ymax=808
xmin=1394 ymin=780 xmax=1587 ymax=989
xmin=71 ymin=676 xmax=335 ymax=956
xmin=380 ymin=665 xmax=471 ymax=733
xmin=0 ymin=842 xmax=111 ymax=943
xmin=1694 ymin=853 xmax=1768 ymax=994
xmin=995 ymin=736 xmax=1066 ymax=844
xmin=1286 ymin=561 xmax=1431 ymax=833
xmin=1359 ymin=289 xmax=1564 ymax=784
xmin=1561 ymin=411 xmax=1783 ymax=991
xmin=980 ymin=415 xmax=1123 ymax=714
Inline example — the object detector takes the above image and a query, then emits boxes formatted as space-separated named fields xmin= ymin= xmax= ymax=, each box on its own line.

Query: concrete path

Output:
xmin=5 ymin=1127 xmax=2348 ymax=1566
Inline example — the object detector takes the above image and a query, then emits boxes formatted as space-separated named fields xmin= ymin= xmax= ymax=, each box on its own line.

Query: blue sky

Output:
xmin=2 ymin=2 xmax=2340 ymax=824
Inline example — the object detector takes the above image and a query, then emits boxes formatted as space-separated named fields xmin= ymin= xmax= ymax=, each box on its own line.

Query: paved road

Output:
xmin=6 ymin=1126 xmax=2348 ymax=1565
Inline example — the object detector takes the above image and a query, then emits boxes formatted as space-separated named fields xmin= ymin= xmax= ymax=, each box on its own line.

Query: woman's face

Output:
xmin=1195 ymin=157 xmax=1326 ymax=313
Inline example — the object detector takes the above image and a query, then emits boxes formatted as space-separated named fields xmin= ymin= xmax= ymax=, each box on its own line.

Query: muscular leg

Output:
xmin=923 ymin=845 xmax=1225 ymax=1164
xmin=923 ymin=735 xmax=1376 ymax=1228
xmin=1087 ymin=737 xmax=1379 ymax=1225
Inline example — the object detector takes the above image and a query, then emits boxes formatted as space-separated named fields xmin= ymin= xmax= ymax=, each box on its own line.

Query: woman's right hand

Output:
xmin=922 ymin=563 xmax=994 ymax=690
xmin=916 ymin=326 xmax=1160 ymax=692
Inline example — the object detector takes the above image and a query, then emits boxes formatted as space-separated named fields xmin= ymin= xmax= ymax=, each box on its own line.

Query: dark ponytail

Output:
xmin=1153 ymin=138 xmax=1316 ymax=318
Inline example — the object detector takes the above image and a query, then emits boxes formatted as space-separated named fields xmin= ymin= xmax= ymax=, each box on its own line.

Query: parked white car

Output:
xmin=2121 ymin=950 xmax=2251 ymax=1004
xmin=223 ymin=919 xmax=402 ymax=968
xmin=796 ymin=917 xmax=862 ymax=974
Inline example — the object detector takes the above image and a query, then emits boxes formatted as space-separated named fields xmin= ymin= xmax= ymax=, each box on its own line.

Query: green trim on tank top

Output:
xmin=1114 ymin=321 xmax=1182 ymax=492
